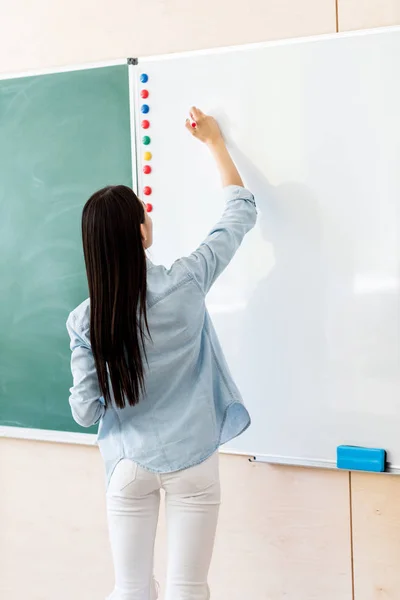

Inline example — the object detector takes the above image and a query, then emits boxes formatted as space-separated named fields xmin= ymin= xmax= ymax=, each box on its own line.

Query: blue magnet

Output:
xmin=140 ymin=74 xmax=149 ymax=83
xmin=141 ymin=104 xmax=150 ymax=114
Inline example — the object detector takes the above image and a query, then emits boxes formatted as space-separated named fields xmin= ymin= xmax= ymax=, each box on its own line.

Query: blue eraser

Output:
xmin=337 ymin=445 xmax=386 ymax=472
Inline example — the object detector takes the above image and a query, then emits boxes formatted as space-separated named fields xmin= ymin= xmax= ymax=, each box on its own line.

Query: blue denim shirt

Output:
xmin=67 ymin=185 xmax=257 ymax=484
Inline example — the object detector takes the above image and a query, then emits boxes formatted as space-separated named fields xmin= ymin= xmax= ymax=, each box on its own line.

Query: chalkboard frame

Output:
xmin=0 ymin=58 xmax=138 ymax=444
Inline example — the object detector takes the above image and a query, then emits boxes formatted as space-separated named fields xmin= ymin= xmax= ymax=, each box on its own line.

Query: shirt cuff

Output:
xmin=223 ymin=185 xmax=255 ymax=204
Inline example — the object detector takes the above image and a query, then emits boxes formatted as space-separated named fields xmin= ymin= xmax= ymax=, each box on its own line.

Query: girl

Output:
xmin=67 ymin=108 xmax=257 ymax=600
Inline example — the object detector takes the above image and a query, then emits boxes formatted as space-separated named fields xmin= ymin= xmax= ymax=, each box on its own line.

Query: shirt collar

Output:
xmin=146 ymin=257 xmax=154 ymax=270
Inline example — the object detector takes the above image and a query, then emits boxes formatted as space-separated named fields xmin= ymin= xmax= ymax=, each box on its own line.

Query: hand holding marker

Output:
xmin=186 ymin=107 xmax=243 ymax=188
xmin=185 ymin=107 xmax=224 ymax=145
xmin=140 ymin=90 xmax=237 ymax=209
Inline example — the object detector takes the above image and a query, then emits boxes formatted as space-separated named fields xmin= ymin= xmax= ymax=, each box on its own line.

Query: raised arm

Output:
xmin=179 ymin=108 xmax=257 ymax=294
xmin=186 ymin=107 xmax=243 ymax=187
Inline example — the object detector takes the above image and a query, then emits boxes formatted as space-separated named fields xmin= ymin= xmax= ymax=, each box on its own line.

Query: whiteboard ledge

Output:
xmin=0 ymin=58 xmax=129 ymax=82
xmin=139 ymin=25 xmax=400 ymax=63
xmin=0 ymin=426 xmax=97 ymax=446
xmin=250 ymin=454 xmax=337 ymax=469
xmin=250 ymin=453 xmax=400 ymax=474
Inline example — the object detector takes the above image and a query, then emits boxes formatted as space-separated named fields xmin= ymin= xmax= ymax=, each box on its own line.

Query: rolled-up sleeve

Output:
xmin=66 ymin=314 xmax=105 ymax=428
xmin=179 ymin=185 xmax=257 ymax=294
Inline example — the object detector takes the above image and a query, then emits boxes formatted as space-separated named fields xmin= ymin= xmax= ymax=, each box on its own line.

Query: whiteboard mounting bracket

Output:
xmin=127 ymin=57 xmax=138 ymax=65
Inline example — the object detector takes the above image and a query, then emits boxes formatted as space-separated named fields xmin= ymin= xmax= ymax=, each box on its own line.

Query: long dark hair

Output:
xmin=82 ymin=185 xmax=149 ymax=409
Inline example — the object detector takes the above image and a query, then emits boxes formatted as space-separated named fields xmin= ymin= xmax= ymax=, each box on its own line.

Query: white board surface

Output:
xmin=135 ymin=28 xmax=400 ymax=470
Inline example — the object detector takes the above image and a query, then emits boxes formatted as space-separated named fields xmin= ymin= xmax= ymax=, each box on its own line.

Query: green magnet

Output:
xmin=143 ymin=136 xmax=151 ymax=145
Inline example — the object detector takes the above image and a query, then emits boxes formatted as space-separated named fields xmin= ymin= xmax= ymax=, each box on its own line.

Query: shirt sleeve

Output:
xmin=66 ymin=314 xmax=105 ymax=428
xmin=178 ymin=185 xmax=257 ymax=295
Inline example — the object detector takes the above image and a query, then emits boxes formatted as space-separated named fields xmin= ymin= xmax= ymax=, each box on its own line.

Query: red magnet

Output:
xmin=141 ymin=119 xmax=150 ymax=129
xmin=143 ymin=165 xmax=152 ymax=175
xmin=141 ymin=90 xmax=149 ymax=99
xmin=191 ymin=121 xmax=197 ymax=128
xmin=146 ymin=203 xmax=153 ymax=213
xmin=143 ymin=186 xmax=152 ymax=196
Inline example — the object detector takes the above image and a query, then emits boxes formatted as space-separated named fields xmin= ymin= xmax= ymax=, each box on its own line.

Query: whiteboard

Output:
xmin=134 ymin=28 xmax=400 ymax=470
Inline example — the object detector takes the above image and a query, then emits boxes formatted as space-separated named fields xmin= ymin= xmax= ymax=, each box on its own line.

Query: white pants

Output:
xmin=106 ymin=453 xmax=221 ymax=600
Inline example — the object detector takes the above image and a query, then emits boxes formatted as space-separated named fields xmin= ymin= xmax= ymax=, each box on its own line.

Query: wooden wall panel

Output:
xmin=208 ymin=461 xmax=352 ymax=600
xmin=0 ymin=0 xmax=336 ymax=74
xmin=351 ymin=473 xmax=400 ymax=600
xmin=338 ymin=0 xmax=400 ymax=31
xmin=0 ymin=440 xmax=353 ymax=600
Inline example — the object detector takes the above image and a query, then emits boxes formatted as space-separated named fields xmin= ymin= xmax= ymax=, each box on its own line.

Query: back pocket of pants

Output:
xmin=172 ymin=453 xmax=220 ymax=494
xmin=108 ymin=459 xmax=138 ymax=497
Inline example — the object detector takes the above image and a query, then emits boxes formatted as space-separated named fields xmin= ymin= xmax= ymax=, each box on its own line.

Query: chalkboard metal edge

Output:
xmin=128 ymin=61 xmax=139 ymax=195
xmin=0 ymin=58 xmax=129 ymax=81
xmin=0 ymin=426 xmax=97 ymax=446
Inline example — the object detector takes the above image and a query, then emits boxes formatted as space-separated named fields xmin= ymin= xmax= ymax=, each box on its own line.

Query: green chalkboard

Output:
xmin=0 ymin=65 xmax=132 ymax=432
